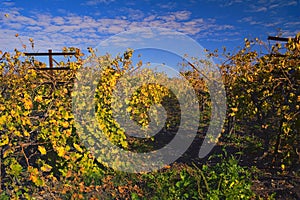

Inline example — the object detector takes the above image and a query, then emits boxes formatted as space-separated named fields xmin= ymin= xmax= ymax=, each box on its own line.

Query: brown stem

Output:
xmin=21 ymin=144 xmax=30 ymax=167
xmin=274 ymin=118 xmax=284 ymax=156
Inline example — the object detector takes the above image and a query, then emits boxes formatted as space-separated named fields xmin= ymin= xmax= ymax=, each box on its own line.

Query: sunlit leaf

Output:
xmin=38 ymin=146 xmax=47 ymax=155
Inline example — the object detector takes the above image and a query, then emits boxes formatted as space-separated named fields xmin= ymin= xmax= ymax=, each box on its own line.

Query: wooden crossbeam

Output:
xmin=24 ymin=49 xmax=75 ymax=70
xmin=267 ymin=36 xmax=290 ymax=42
xmin=24 ymin=52 xmax=75 ymax=56
xmin=30 ymin=67 xmax=70 ymax=71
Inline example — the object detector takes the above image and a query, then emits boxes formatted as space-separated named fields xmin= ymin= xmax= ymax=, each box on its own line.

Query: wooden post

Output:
xmin=48 ymin=49 xmax=53 ymax=68
xmin=24 ymin=50 xmax=75 ymax=70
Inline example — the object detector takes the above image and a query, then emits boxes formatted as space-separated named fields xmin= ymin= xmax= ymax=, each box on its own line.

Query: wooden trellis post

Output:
xmin=24 ymin=49 xmax=75 ymax=70
xmin=25 ymin=49 xmax=76 ymax=87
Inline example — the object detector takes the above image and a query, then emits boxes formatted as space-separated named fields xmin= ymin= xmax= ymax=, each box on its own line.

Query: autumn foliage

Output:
xmin=0 ymin=32 xmax=299 ymax=199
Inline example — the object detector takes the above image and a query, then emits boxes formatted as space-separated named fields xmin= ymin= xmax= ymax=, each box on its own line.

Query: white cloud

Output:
xmin=120 ymin=8 xmax=145 ymax=20
xmin=255 ymin=7 xmax=267 ymax=12
xmin=205 ymin=0 xmax=247 ymax=7
xmin=1 ymin=1 xmax=14 ymax=6
xmin=107 ymin=25 xmax=125 ymax=33
xmin=144 ymin=15 xmax=157 ymax=22
xmin=0 ymin=6 xmax=238 ymax=53
xmin=285 ymin=21 xmax=300 ymax=26
xmin=247 ymin=0 xmax=298 ymax=12
xmin=52 ymin=16 xmax=65 ymax=25
xmin=285 ymin=1 xmax=298 ymax=6
xmin=238 ymin=17 xmax=253 ymax=23
xmin=26 ymin=26 xmax=43 ymax=31
xmin=238 ymin=15 xmax=292 ymax=32
xmin=84 ymin=0 xmax=116 ymax=6
xmin=172 ymin=11 xmax=191 ymax=21
xmin=156 ymin=2 xmax=177 ymax=9
xmin=269 ymin=4 xmax=280 ymax=9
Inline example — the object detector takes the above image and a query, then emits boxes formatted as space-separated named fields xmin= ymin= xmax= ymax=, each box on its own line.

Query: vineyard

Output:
xmin=0 ymin=33 xmax=299 ymax=199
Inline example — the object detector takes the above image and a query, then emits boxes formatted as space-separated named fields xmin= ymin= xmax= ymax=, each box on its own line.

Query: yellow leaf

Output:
xmin=61 ymin=121 xmax=69 ymax=128
xmin=57 ymin=147 xmax=65 ymax=157
xmin=120 ymin=140 xmax=128 ymax=148
xmin=3 ymin=148 xmax=13 ymax=158
xmin=10 ymin=109 xmax=16 ymax=116
xmin=14 ymin=131 xmax=21 ymax=137
xmin=30 ymin=173 xmax=38 ymax=183
xmin=21 ymin=117 xmax=31 ymax=126
xmin=65 ymin=129 xmax=72 ymax=137
xmin=231 ymin=107 xmax=238 ymax=112
xmin=126 ymin=106 xmax=132 ymax=112
xmin=34 ymin=95 xmax=43 ymax=103
xmin=41 ymin=164 xmax=52 ymax=172
xmin=28 ymin=167 xmax=44 ymax=186
xmin=63 ymin=88 xmax=68 ymax=94
xmin=0 ymin=115 xmax=7 ymax=126
xmin=73 ymin=143 xmax=83 ymax=153
xmin=0 ymin=135 xmax=9 ymax=146
xmin=24 ymin=99 xmax=33 ymax=110
xmin=24 ymin=131 xmax=30 ymax=137
xmin=247 ymin=76 xmax=253 ymax=82
xmin=229 ymin=112 xmax=236 ymax=117
xmin=38 ymin=146 xmax=47 ymax=155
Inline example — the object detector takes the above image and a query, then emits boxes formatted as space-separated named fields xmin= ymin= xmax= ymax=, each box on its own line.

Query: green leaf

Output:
xmin=9 ymin=161 xmax=23 ymax=177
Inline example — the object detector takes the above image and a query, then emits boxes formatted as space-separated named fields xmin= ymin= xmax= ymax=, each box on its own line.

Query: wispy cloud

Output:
xmin=118 ymin=8 xmax=145 ymax=20
xmin=172 ymin=11 xmax=191 ymax=21
xmin=206 ymin=0 xmax=248 ymax=7
xmin=155 ymin=2 xmax=177 ymax=9
xmin=246 ymin=0 xmax=298 ymax=12
xmin=0 ymin=6 xmax=236 ymax=52
xmin=253 ymin=7 xmax=267 ymax=12
xmin=1 ymin=1 xmax=15 ymax=6
xmin=238 ymin=14 xmax=293 ymax=31
xmin=84 ymin=0 xmax=116 ymax=6
xmin=210 ymin=0 xmax=298 ymax=11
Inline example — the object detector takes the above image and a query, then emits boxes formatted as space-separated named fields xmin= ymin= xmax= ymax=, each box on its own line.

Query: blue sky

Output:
xmin=0 ymin=0 xmax=299 ymax=56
